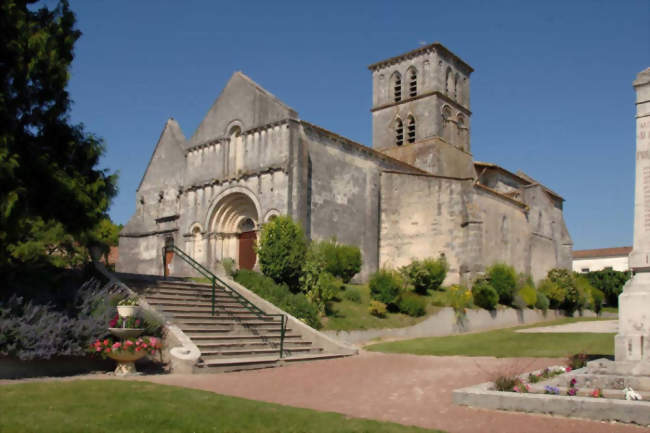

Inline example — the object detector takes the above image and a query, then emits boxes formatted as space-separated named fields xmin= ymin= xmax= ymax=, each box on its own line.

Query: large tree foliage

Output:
xmin=0 ymin=1 xmax=116 ymax=272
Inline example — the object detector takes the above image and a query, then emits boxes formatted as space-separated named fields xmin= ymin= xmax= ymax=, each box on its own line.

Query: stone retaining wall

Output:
xmin=323 ymin=307 xmax=613 ymax=345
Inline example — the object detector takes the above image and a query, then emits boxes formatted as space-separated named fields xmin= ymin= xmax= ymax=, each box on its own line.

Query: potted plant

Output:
xmin=117 ymin=296 xmax=139 ymax=318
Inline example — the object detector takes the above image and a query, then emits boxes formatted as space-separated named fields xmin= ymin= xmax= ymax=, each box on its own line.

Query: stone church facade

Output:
xmin=118 ymin=43 xmax=572 ymax=284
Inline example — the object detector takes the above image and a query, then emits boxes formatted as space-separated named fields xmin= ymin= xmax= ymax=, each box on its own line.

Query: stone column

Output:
xmin=616 ymin=68 xmax=650 ymax=364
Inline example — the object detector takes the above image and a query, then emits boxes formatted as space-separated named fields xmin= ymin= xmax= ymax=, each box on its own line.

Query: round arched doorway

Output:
xmin=209 ymin=192 xmax=259 ymax=270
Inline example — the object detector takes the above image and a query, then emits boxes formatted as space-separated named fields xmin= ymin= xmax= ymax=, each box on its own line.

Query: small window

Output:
xmin=454 ymin=73 xmax=459 ymax=99
xmin=457 ymin=114 xmax=465 ymax=128
xmin=407 ymin=67 xmax=417 ymax=98
xmin=391 ymin=72 xmax=402 ymax=103
xmin=445 ymin=68 xmax=452 ymax=95
xmin=407 ymin=116 xmax=415 ymax=143
xmin=581 ymin=268 xmax=590 ymax=273
xmin=442 ymin=105 xmax=452 ymax=121
xmin=395 ymin=118 xmax=404 ymax=146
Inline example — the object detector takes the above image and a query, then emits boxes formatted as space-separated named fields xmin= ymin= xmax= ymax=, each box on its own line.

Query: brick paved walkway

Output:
xmin=139 ymin=351 xmax=645 ymax=433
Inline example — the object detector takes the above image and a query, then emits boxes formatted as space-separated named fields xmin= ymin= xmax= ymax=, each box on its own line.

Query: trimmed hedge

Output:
xmin=486 ymin=263 xmax=517 ymax=306
xmin=317 ymin=240 xmax=362 ymax=284
xmin=400 ymin=256 xmax=448 ymax=295
xmin=398 ymin=292 xmax=426 ymax=317
xmin=471 ymin=278 xmax=498 ymax=310
xmin=369 ymin=269 xmax=403 ymax=307
xmin=234 ymin=269 xmax=321 ymax=329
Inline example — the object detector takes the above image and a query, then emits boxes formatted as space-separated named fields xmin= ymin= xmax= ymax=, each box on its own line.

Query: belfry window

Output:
xmin=391 ymin=72 xmax=402 ymax=103
xmin=445 ymin=68 xmax=453 ymax=95
xmin=407 ymin=116 xmax=415 ymax=143
xmin=408 ymin=67 xmax=417 ymax=97
xmin=395 ymin=118 xmax=404 ymax=146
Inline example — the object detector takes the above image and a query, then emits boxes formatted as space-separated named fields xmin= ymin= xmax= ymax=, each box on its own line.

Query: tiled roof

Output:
xmin=572 ymin=246 xmax=632 ymax=259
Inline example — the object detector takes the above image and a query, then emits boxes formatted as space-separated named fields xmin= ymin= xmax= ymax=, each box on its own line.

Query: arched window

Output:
xmin=457 ymin=113 xmax=465 ymax=129
xmin=391 ymin=72 xmax=402 ymax=103
xmin=454 ymin=73 xmax=459 ymax=100
xmin=229 ymin=125 xmax=241 ymax=139
xmin=239 ymin=218 xmax=255 ymax=232
xmin=442 ymin=105 xmax=452 ymax=121
xmin=407 ymin=116 xmax=415 ymax=144
xmin=445 ymin=68 xmax=453 ymax=95
xmin=407 ymin=67 xmax=417 ymax=98
xmin=395 ymin=118 xmax=404 ymax=146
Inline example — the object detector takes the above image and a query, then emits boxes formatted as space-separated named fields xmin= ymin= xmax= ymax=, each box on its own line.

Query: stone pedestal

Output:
xmin=615 ymin=67 xmax=650 ymax=368
xmin=615 ymin=273 xmax=650 ymax=363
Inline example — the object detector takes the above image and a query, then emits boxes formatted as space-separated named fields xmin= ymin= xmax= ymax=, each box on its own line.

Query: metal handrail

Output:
xmin=162 ymin=245 xmax=286 ymax=358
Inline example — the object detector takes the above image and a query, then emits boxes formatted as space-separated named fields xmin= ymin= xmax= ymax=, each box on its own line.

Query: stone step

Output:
xmin=165 ymin=311 xmax=277 ymax=320
xmin=145 ymin=292 xmax=235 ymax=302
xmin=200 ymin=346 xmax=319 ymax=358
xmin=153 ymin=303 xmax=255 ymax=313
xmin=189 ymin=334 xmax=302 ymax=342
xmin=194 ymin=340 xmax=312 ymax=350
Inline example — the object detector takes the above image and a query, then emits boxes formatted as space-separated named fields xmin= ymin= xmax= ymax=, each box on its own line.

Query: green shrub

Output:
xmin=317 ymin=239 xmax=362 ymax=283
xmin=590 ymin=287 xmax=605 ymax=314
xmin=471 ymin=278 xmax=498 ymax=310
xmin=255 ymin=215 xmax=307 ymax=291
xmin=342 ymin=287 xmax=362 ymax=303
xmin=486 ymin=263 xmax=517 ymax=305
xmin=221 ymin=257 xmax=236 ymax=277
xmin=537 ymin=278 xmax=564 ymax=309
xmin=518 ymin=284 xmax=537 ymax=308
xmin=584 ymin=268 xmax=630 ymax=307
xmin=400 ymin=256 xmax=448 ymax=295
xmin=398 ymin=292 xmax=426 ymax=317
xmin=447 ymin=284 xmax=472 ymax=320
xmin=368 ymin=300 xmax=387 ymax=317
xmin=535 ymin=292 xmax=550 ymax=312
xmin=369 ymin=269 xmax=403 ymax=307
xmin=234 ymin=269 xmax=321 ymax=328
xmin=300 ymin=244 xmax=341 ymax=313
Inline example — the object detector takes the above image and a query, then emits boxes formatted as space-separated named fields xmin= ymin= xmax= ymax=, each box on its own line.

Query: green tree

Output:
xmin=0 ymin=1 xmax=117 ymax=273
xmin=255 ymin=215 xmax=307 ymax=291
xmin=88 ymin=218 xmax=122 ymax=264
xmin=584 ymin=268 xmax=630 ymax=307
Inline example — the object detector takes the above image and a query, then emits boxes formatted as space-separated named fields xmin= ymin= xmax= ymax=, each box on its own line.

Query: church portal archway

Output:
xmin=208 ymin=190 xmax=260 ymax=270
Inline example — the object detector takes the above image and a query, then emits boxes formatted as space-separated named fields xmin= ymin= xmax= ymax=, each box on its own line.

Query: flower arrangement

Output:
xmin=118 ymin=296 xmax=139 ymax=306
xmin=90 ymin=336 xmax=161 ymax=358
xmin=512 ymin=382 xmax=531 ymax=393
xmin=109 ymin=314 xmax=141 ymax=329
xmin=591 ymin=388 xmax=603 ymax=398
xmin=544 ymin=385 xmax=560 ymax=395
xmin=527 ymin=367 xmax=564 ymax=383
xmin=565 ymin=378 xmax=579 ymax=396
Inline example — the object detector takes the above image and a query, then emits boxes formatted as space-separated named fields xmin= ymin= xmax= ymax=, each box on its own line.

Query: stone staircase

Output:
xmin=124 ymin=277 xmax=348 ymax=373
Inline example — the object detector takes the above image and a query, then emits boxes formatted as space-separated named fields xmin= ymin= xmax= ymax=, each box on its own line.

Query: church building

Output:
xmin=118 ymin=43 xmax=572 ymax=284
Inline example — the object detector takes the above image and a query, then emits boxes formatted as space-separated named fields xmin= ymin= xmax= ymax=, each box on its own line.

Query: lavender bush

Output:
xmin=0 ymin=277 xmax=128 ymax=360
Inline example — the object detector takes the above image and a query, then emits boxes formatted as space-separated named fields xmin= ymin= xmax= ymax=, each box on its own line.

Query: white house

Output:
xmin=572 ymin=246 xmax=631 ymax=273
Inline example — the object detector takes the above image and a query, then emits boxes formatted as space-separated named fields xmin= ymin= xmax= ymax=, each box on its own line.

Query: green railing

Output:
xmin=162 ymin=245 xmax=287 ymax=358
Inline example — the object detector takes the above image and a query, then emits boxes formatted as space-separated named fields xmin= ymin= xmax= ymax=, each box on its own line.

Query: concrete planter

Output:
xmin=324 ymin=307 xmax=611 ymax=345
xmin=117 ymin=305 xmax=139 ymax=318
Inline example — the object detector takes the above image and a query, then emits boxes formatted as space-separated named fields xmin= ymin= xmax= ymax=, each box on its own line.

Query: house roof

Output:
xmin=572 ymin=246 xmax=632 ymax=259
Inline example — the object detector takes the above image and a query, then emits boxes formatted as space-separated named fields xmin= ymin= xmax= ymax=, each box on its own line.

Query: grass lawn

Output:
xmin=365 ymin=317 xmax=614 ymax=358
xmin=0 ymin=380 xmax=444 ymax=433
xmin=323 ymin=285 xmax=441 ymax=331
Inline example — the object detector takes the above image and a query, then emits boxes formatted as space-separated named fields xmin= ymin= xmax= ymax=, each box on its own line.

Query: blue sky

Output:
xmin=64 ymin=0 xmax=649 ymax=250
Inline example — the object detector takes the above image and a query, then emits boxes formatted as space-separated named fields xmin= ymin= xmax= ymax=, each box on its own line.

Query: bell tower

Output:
xmin=369 ymin=43 xmax=473 ymax=155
